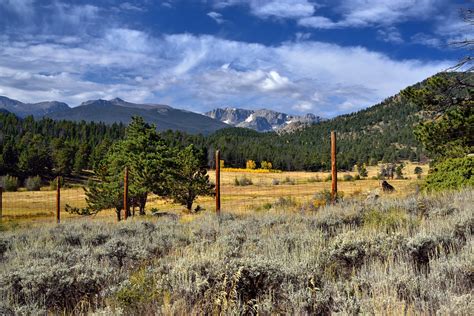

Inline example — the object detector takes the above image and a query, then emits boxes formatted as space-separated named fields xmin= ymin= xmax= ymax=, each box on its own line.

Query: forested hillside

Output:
xmin=0 ymin=114 xmax=125 ymax=178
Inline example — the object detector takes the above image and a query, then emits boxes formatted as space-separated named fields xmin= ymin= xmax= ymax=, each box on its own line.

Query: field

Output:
xmin=0 ymin=162 xmax=429 ymax=224
xmin=0 ymin=188 xmax=472 ymax=314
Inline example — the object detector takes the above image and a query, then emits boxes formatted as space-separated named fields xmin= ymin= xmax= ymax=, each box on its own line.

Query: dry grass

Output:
xmin=1 ymin=164 xmax=425 ymax=224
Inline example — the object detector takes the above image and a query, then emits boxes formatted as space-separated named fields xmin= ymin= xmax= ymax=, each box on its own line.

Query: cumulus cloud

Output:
xmin=0 ymin=28 xmax=451 ymax=116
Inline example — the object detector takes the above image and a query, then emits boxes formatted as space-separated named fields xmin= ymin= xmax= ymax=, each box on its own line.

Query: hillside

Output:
xmin=46 ymin=98 xmax=228 ymax=135
xmin=205 ymin=107 xmax=324 ymax=132
xmin=164 ymin=72 xmax=472 ymax=170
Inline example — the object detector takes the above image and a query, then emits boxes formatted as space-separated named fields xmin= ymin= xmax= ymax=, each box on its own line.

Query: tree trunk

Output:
xmin=139 ymin=192 xmax=148 ymax=215
xmin=186 ymin=200 xmax=193 ymax=211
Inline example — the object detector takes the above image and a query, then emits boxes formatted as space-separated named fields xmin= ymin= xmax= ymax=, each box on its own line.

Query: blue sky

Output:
xmin=0 ymin=0 xmax=471 ymax=117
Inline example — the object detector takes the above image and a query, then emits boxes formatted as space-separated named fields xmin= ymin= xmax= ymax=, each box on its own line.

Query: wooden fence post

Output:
xmin=56 ymin=176 xmax=61 ymax=224
xmin=0 ymin=186 xmax=3 ymax=220
xmin=124 ymin=167 xmax=129 ymax=220
xmin=331 ymin=131 xmax=337 ymax=204
xmin=215 ymin=150 xmax=221 ymax=215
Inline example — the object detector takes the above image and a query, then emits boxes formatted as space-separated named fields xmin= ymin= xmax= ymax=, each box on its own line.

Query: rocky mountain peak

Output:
xmin=205 ymin=107 xmax=324 ymax=132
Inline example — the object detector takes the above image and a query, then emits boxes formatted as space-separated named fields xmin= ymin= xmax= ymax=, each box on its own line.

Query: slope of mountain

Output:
xmin=205 ymin=107 xmax=324 ymax=132
xmin=194 ymin=72 xmax=473 ymax=170
xmin=46 ymin=98 xmax=228 ymax=135
xmin=0 ymin=96 xmax=69 ymax=117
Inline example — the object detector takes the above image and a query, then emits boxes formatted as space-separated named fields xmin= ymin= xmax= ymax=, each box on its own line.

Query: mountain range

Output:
xmin=0 ymin=96 xmax=322 ymax=134
xmin=0 ymin=97 xmax=229 ymax=135
xmin=0 ymin=96 xmax=69 ymax=117
xmin=205 ymin=108 xmax=324 ymax=132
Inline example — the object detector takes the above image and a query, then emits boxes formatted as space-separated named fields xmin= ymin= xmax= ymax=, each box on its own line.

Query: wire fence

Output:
xmin=0 ymin=169 xmax=398 ymax=225
xmin=1 ymin=133 xmax=411 ymax=224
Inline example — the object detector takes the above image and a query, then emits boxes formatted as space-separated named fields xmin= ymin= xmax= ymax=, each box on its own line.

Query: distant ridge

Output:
xmin=46 ymin=98 xmax=229 ymax=135
xmin=0 ymin=96 xmax=229 ymax=135
xmin=0 ymin=96 xmax=69 ymax=117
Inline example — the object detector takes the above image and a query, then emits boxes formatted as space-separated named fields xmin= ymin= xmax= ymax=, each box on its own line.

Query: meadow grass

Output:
xmin=1 ymin=167 xmax=423 ymax=225
xmin=0 ymin=188 xmax=472 ymax=314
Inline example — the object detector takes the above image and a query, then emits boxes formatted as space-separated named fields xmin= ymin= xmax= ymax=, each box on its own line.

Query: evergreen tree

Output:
xmin=168 ymin=145 xmax=214 ymax=211
xmin=85 ymin=117 xmax=174 ymax=218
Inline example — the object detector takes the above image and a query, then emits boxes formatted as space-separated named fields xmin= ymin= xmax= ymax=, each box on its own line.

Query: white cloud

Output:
xmin=299 ymin=0 xmax=442 ymax=29
xmin=0 ymin=29 xmax=451 ymax=115
xmin=298 ymin=16 xmax=339 ymax=29
xmin=0 ymin=0 xmax=35 ymax=17
xmin=252 ymin=0 xmax=315 ymax=18
xmin=213 ymin=0 xmax=315 ymax=19
xmin=207 ymin=11 xmax=225 ymax=24
xmin=411 ymin=33 xmax=442 ymax=47
xmin=377 ymin=27 xmax=404 ymax=44
xmin=118 ymin=2 xmax=146 ymax=12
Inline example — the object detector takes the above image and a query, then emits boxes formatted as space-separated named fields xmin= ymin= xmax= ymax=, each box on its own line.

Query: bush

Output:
xmin=234 ymin=176 xmax=253 ymax=186
xmin=342 ymin=174 xmax=354 ymax=181
xmin=281 ymin=177 xmax=296 ymax=185
xmin=307 ymin=176 xmax=322 ymax=183
xmin=272 ymin=179 xmax=280 ymax=185
xmin=272 ymin=197 xmax=297 ymax=209
xmin=0 ymin=260 xmax=109 ymax=311
xmin=424 ymin=157 xmax=473 ymax=191
xmin=24 ymin=176 xmax=41 ymax=191
xmin=0 ymin=175 xmax=19 ymax=192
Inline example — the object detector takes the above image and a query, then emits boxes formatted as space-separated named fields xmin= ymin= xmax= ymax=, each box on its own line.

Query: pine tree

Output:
xmin=168 ymin=145 xmax=214 ymax=211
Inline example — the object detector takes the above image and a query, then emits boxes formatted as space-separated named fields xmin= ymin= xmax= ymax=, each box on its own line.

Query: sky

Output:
xmin=0 ymin=0 xmax=471 ymax=117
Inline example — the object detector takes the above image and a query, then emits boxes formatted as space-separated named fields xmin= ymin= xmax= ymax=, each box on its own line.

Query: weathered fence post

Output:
xmin=215 ymin=150 xmax=221 ymax=215
xmin=124 ymin=167 xmax=129 ymax=220
xmin=0 ymin=186 xmax=3 ymax=220
xmin=331 ymin=131 xmax=337 ymax=204
xmin=56 ymin=176 xmax=61 ymax=224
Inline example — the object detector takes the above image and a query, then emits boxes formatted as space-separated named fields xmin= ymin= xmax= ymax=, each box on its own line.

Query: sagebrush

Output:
xmin=0 ymin=190 xmax=472 ymax=314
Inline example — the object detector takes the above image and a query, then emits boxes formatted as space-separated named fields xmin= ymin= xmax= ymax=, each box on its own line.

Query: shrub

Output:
xmin=424 ymin=157 xmax=473 ymax=191
xmin=273 ymin=197 xmax=297 ymax=209
xmin=0 ymin=238 xmax=9 ymax=259
xmin=246 ymin=160 xmax=257 ymax=170
xmin=0 ymin=260 xmax=110 ymax=311
xmin=326 ymin=232 xmax=368 ymax=277
xmin=307 ymin=176 xmax=322 ymax=183
xmin=24 ymin=176 xmax=42 ymax=191
xmin=0 ymin=175 xmax=19 ymax=192
xmin=342 ymin=174 xmax=354 ymax=181
xmin=414 ymin=166 xmax=423 ymax=179
xmin=362 ymin=208 xmax=412 ymax=233
xmin=234 ymin=176 xmax=253 ymax=186
xmin=281 ymin=177 xmax=296 ymax=185
xmin=313 ymin=189 xmax=344 ymax=205
xmin=272 ymin=179 xmax=280 ymax=185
